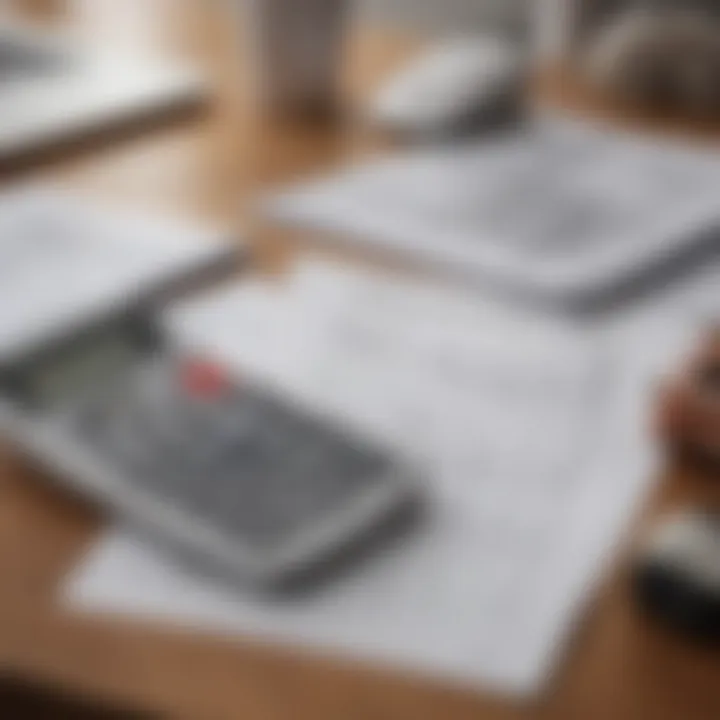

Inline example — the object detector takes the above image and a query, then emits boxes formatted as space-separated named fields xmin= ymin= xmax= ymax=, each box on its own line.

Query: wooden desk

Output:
xmin=2 ymin=2 xmax=720 ymax=718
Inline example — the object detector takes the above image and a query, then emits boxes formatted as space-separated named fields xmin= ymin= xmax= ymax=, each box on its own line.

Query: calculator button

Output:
xmin=180 ymin=358 xmax=230 ymax=399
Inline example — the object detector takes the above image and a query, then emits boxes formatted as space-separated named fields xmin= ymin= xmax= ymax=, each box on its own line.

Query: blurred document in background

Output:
xmin=0 ymin=20 xmax=205 ymax=164
xmin=266 ymin=118 xmax=720 ymax=306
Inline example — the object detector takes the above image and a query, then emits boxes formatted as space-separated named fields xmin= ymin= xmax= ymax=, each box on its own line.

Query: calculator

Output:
xmin=0 ymin=313 xmax=422 ymax=587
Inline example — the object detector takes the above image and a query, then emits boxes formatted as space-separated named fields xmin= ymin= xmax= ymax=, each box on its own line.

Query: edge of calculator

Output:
xmin=0 ymin=398 xmax=423 ymax=587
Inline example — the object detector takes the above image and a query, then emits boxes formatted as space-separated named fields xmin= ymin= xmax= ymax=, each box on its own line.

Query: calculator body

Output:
xmin=0 ymin=313 xmax=421 ymax=587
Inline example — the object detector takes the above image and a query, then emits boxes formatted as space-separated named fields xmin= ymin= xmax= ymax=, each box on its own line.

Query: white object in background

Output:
xmin=0 ymin=21 xmax=206 ymax=163
xmin=65 ymin=258 xmax=676 ymax=697
xmin=369 ymin=35 xmax=526 ymax=136
xmin=0 ymin=186 xmax=239 ymax=367
xmin=266 ymin=118 xmax=720 ymax=305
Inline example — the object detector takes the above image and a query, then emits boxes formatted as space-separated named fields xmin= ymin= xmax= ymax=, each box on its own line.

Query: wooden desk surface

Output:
xmin=2 ymin=2 xmax=720 ymax=718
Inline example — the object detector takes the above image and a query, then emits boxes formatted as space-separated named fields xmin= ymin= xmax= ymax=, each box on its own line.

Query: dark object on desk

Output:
xmin=0 ymin=674 xmax=157 ymax=719
xmin=634 ymin=509 xmax=720 ymax=642
xmin=240 ymin=0 xmax=349 ymax=119
xmin=657 ymin=327 xmax=720 ymax=470
xmin=583 ymin=5 xmax=720 ymax=118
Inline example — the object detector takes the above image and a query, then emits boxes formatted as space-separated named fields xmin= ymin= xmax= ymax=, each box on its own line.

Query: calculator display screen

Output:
xmin=25 ymin=326 xmax=148 ymax=406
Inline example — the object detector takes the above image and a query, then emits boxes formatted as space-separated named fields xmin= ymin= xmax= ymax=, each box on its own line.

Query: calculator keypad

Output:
xmin=73 ymin=358 xmax=390 ymax=549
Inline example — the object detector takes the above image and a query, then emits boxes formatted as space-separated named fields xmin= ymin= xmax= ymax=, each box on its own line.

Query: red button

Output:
xmin=181 ymin=359 xmax=230 ymax=399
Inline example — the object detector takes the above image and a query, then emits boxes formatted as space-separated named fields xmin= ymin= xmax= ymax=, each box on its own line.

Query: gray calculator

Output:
xmin=0 ymin=314 xmax=422 ymax=587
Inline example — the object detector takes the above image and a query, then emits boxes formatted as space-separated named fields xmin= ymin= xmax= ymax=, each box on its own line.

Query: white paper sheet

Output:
xmin=0 ymin=186 xmax=236 ymax=365
xmin=265 ymin=118 xmax=720 ymax=303
xmin=64 ymin=258 xmax=716 ymax=696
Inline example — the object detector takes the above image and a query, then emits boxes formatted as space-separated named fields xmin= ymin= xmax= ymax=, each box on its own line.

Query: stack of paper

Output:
xmin=63 ymin=257 xmax=705 ymax=696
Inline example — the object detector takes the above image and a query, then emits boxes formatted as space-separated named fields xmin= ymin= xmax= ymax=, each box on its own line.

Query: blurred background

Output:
xmin=2 ymin=1 xmax=720 ymax=719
